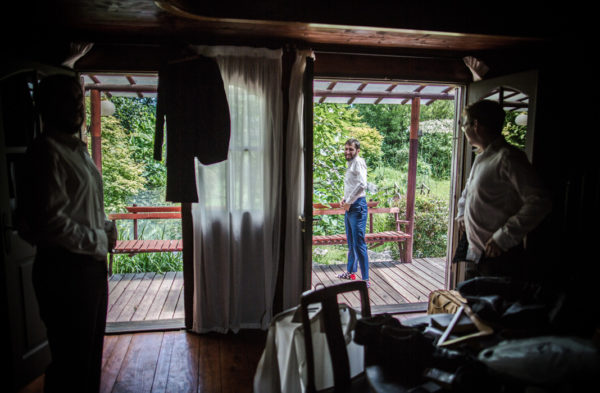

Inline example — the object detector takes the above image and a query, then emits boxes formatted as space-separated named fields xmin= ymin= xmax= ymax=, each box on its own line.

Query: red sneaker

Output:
xmin=337 ymin=272 xmax=356 ymax=280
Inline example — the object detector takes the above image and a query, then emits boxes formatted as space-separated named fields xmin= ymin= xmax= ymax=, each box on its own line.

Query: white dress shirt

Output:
xmin=20 ymin=133 xmax=109 ymax=260
xmin=457 ymin=137 xmax=551 ymax=262
xmin=343 ymin=156 xmax=367 ymax=205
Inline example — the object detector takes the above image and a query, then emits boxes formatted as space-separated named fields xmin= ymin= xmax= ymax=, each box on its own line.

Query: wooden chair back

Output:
xmin=300 ymin=281 xmax=371 ymax=393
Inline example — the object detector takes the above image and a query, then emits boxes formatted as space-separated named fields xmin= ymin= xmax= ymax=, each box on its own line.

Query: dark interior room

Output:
xmin=2 ymin=1 xmax=598 ymax=392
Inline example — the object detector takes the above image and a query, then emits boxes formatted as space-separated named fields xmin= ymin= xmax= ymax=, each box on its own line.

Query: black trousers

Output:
xmin=33 ymin=247 xmax=108 ymax=393
xmin=464 ymin=245 xmax=530 ymax=281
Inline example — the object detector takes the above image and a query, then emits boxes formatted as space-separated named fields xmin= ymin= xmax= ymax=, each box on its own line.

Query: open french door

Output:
xmin=301 ymin=57 xmax=315 ymax=291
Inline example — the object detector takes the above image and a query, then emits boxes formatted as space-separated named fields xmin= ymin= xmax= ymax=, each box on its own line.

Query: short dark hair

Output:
xmin=36 ymin=74 xmax=83 ymax=134
xmin=465 ymin=100 xmax=506 ymax=134
xmin=345 ymin=138 xmax=360 ymax=150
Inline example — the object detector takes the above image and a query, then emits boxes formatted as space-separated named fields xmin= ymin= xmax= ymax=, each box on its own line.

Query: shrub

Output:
xmin=389 ymin=193 xmax=449 ymax=258
xmin=112 ymin=252 xmax=183 ymax=274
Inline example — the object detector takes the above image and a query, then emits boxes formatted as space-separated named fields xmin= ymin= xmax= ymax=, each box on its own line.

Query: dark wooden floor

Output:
xmin=20 ymin=329 xmax=268 ymax=393
xmin=20 ymin=259 xmax=445 ymax=392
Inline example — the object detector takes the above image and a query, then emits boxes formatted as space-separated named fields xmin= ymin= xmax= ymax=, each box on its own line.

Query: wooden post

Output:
xmin=132 ymin=204 xmax=138 ymax=240
xmin=405 ymin=97 xmax=420 ymax=263
xmin=90 ymin=89 xmax=102 ymax=174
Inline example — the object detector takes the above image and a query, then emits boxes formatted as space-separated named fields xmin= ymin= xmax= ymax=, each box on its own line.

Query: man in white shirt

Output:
xmin=18 ymin=75 xmax=117 ymax=393
xmin=456 ymin=100 xmax=551 ymax=280
xmin=337 ymin=139 xmax=370 ymax=286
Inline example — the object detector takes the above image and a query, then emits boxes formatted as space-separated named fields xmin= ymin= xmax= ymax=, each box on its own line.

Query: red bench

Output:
xmin=107 ymin=205 xmax=182 ymax=275
xmin=312 ymin=201 xmax=412 ymax=263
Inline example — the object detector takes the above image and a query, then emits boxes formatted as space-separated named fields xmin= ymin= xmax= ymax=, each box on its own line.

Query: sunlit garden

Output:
xmin=94 ymin=96 xmax=525 ymax=272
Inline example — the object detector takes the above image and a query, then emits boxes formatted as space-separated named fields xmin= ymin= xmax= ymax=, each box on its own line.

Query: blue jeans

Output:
xmin=345 ymin=197 xmax=369 ymax=280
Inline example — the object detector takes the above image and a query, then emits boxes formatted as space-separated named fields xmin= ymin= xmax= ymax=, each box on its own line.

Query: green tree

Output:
xmin=355 ymin=104 xmax=411 ymax=168
xmin=502 ymin=111 xmax=527 ymax=149
xmin=313 ymin=104 xmax=383 ymax=204
xmin=418 ymin=119 xmax=453 ymax=179
xmin=420 ymin=99 xmax=455 ymax=121
xmin=86 ymin=102 xmax=146 ymax=213
xmin=111 ymin=97 xmax=166 ymax=188
xmin=346 ymin=125 xmax=384 ymax=166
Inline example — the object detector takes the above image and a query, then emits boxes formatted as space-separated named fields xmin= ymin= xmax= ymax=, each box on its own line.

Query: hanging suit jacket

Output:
xmin=154 ymin=55 xmax=231 ymax=202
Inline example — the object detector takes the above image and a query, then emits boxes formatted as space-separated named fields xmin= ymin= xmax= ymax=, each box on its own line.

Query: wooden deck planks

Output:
xmin=116 ymin=272 xmax=156 ymax=322
xmin=131 ymin=273 xmax=167 ymax=321
xmin=159 ymin=271 xmax=184 ymax=320
xmin=107 ymin=272 xmax=146 ymax=322
xmin=310 ymin=257 xmax=448 ymax=307
xmin=106 ymin=258 xmax=447 ymax=325
xmin=145 ymin=272 xmax=177 ymax=320
xmin=381 ymin=262 xmax=434 ymax=302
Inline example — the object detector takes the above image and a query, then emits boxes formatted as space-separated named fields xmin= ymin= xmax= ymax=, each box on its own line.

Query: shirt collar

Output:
xmin=347 ymin=155 xmax=360 ymax=166
xmin=48 ymin=132 xmax=85 ymax=151
xmin=480 ymin=136 xmax=505 ymax=157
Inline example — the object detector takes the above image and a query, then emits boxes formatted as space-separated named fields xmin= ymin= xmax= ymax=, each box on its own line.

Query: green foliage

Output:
xmin=418 ymin=119 xmax=453 ymax=179
xmin=111 ymin=97 xmax=167 ymax=189
xmin=380 ymin=193 xmax=449 ymax=258
xmin=312 ymin=245 xmax=348 ymax=265
xmin=355 ymin=100 xmax=455 ymax=172
xmin=346 ymin=125 xmax=384 ymax=165
xmin=420 ymin=100 xmax=455 ymax=121
xmin=502 ymin=111 xmax=527 ymax=149
xmin=112 ymin=220 xmax=183 ymax=274
xmin=355 ymin=104 xmax=411 ymax=168
xmin=112 ymin=252 xmax=183 ymax=274
xmin=313 ymin=104 xmax=384 ymax=204
xmin=313 ymin=101 xmax=455 ymax=261
xmin=409 ymin=193 xmax=449 ymax=258
xmin=86 ymin=101 xmax=146 ymax=213
xmin=368 ymin=166 xmax=407 ymax=207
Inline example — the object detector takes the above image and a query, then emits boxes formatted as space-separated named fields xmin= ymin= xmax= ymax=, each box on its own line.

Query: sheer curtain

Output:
xmin=282 ymin=50 xmax=313 ymax=309
xmin=189 ymin=46 xmax=283 ymax=333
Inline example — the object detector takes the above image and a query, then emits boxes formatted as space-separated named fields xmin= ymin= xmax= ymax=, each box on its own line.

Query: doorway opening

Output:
xmin=82 ymin=73 xmax=185 ymax=333
xmin=310 ymin=78 xmax=461 ymax=315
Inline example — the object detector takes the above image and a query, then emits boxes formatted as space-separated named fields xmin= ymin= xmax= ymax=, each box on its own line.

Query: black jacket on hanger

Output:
xmin=154 ymin=55 xmax=231 ymax=202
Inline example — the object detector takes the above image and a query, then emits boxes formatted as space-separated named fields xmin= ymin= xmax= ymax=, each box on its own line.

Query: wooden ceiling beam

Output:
xmin=84 ymin=84 xmax=156 ymax=93
xmin=314 ymin=90 xmax=454 ymax=100
xmin=126 ymin=75 xmax=144 ymax=98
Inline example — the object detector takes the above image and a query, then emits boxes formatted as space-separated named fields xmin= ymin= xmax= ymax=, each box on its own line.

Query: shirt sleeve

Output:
xmin=456 ymin=186 xmax=467 ymax=219
xmin=456 ymin=158 xmax=476 ymax=219
xmin=491 ymin=151 xmax=552 ymax=251
xmin=32 ymin=144 xmax=108 ymax=259
xmin=344 ymin=159 xmax=367 ymax=204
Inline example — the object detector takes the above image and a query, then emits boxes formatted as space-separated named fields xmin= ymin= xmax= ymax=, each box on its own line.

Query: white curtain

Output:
xmin=282 ymin=50 xmax=314 ymax=309
xmin=190 ymin=46 xmax=283 ymax=333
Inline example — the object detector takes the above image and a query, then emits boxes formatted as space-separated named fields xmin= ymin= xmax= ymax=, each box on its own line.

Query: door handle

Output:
xmin=298 ymin=215 xmax=306 ymax=232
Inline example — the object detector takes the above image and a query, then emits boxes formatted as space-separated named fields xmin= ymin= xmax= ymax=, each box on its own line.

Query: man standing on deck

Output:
xmin=337 ymin=138 xmax=370 ymax=287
